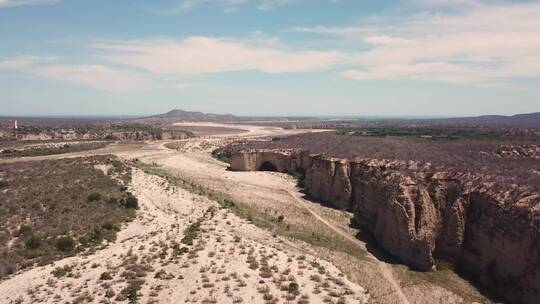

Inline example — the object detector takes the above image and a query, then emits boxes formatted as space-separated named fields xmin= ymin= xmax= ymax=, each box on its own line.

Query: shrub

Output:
xmin=25 ymin=235 xmax=41 ymax=250
xmin=87 ymin=192 xmax=101 ymax=202
xmin=288 ymin=282 xmax=299 ymax=294
xmin=51 ymin=265 xmax=73 ymax=278
xmin=0 ymin=180 xmax=8 ymax=188
xmin=55 ymin=236 xmax=75 ymax=252
xmin=100 ymin=272 xmax=113 ymax=280
xmin=181 ymin=222 xmax=201 ymax=246
xmin=123 ymin=193 xmax=139 ymax=209
xmin=102 ymin=222 xmax=115 ymax=230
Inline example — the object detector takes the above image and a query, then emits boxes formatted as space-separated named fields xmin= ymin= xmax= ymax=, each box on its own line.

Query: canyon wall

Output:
xmin=230 ymin=149 xmax=540 ymax=304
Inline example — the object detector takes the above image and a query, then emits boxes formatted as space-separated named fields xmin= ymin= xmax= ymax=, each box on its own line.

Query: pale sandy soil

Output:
xmin=0 ymin=123 xmax=489 ymax=304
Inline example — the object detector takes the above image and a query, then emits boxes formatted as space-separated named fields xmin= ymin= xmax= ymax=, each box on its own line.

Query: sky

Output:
xmin=0 ymin=0 xmax=539 ymax=117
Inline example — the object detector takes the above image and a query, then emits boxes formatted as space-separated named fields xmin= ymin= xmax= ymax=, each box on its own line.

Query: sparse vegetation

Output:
xmin=0 ymin=156 xmax=136 ymax=278
xmin=0 ymin=142 xmax=109 ymax=159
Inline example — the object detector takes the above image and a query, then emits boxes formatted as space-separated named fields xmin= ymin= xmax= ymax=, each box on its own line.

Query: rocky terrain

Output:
xmin=227 ymin=138 xmax=540 ymax=304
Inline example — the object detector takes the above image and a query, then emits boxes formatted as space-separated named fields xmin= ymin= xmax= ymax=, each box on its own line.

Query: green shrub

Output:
xmin=25 ymin=235 xmax=41 ymax=250
xmin=123 ymin=193 xmax=138 ymax=209
xmin=288 ymin=282 xmax=299 ymax=294
xmin=181 ymin=222 xmax=201 ymax=246
xmin=51 ymin=265 xmax=73 ymax=278
xmin=288 ymin=169 xmax=306 ymax=188
xmin=87 ymin=192 xmax=101 ymax=202
xmin=102 ymin=222 xmax=115 ymax=230
xmin=55 ymin=236 xmax=75 ymax=252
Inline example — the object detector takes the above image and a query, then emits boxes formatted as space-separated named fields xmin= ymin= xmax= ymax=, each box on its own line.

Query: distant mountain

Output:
xmin=134 ymin=109 xmax=243 ymax=124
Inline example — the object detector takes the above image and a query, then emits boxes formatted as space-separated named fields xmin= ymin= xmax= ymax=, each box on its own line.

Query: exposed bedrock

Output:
xmin=230 ymin=149 xmax=540 ymax=304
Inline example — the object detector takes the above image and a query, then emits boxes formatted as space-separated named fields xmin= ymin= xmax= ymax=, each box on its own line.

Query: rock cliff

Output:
xmin=230 ymin=149 xmax=540 ymax=304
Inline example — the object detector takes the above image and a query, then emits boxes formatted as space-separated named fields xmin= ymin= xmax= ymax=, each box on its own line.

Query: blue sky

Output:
xmin=1 ymin=0 xmax=539 ymax=117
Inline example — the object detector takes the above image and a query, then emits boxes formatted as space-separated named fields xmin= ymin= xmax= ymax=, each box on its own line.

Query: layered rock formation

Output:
xmin=230 ymin=149 xmax=540 ymax=304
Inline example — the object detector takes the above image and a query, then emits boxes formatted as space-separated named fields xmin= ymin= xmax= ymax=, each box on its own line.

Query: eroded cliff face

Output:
xmin=230 ymin=149 xmax=540 ymax=304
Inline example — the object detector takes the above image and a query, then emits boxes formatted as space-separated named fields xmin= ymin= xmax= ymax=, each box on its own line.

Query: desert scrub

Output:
xmin=51 ymin=265 xmax=73 ymax=278
xmin=0 ymin=155 xmax=137 ymax=279
xmin=181 ymin=222 xmax=201 ymax=246
xmin=0 ymin=141 xmax=109 ymax=159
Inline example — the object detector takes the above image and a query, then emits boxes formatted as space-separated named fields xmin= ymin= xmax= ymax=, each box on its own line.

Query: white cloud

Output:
xmin=94 ymin=37 xmax=344 ymax=74
xmin=294 ymin=1 xmax=540 ymax=83
xmin=0 ymin=56 xmax=35 ymax=70
xmin=363 ymin=36 xmax=415 ymax=46
xmin=155 ymin=0 xmax=299 ymax=14
xmin=291 ymin=26 xmax=369 ymax=36
xmin=32 ymin=65 xmax=158 ymax=93
xmin=0 ymin=0 xmax=62 ymax=7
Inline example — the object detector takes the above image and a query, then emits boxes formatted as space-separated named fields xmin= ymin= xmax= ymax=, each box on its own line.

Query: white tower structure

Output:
xmin=14 ymin=120 xmax=18 ymax=130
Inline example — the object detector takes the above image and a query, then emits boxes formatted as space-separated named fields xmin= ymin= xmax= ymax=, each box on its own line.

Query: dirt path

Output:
xmin=284 ymin=190 xmax=411 ymax=304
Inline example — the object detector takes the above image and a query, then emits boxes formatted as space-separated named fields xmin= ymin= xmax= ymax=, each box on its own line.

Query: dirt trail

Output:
xmin=284 ymin=190 xmax=411 ymax=304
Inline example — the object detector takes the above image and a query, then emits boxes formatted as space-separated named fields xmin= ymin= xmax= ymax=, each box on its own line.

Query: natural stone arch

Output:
xmin=258 ymin=161 xmax=278 ymax=172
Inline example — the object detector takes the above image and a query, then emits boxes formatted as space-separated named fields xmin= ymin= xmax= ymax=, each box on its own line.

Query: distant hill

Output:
xmin=133 ymin=109 xmax=315 ymax=124
xmin=133 ymin=109 xmax=242 ymax=124
xmin=429 ymin=112 xmax=540 ymax=126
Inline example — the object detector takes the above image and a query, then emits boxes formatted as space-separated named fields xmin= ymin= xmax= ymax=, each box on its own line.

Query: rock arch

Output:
xmin=258 ymin=161 xmax=279 ymax=172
